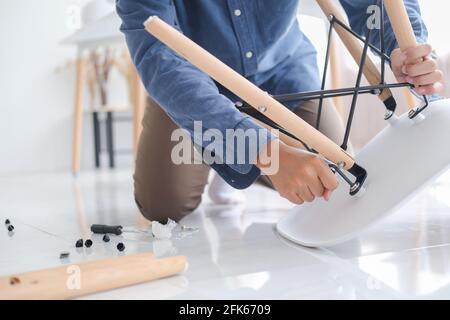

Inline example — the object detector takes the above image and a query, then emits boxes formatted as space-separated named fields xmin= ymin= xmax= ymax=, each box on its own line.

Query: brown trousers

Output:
xmin=134 ymin=97 xmax=347 ymax=222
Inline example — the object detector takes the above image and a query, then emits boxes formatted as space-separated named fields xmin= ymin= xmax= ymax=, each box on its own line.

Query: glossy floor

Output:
xmin=1 ymin=169 xmax=450 ymax=299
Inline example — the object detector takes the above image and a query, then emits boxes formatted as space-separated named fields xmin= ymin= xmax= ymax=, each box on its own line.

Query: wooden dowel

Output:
xmin=384 ymin=0 xmax=418 ymax=51
xmin=0 ymin=253 xmax=187 ymax=300
xmin=144 ymin=16 xmax=355 ymax=169
xmin=384 ymin=0 xmax=419 ymax=111
xmin=329 ymin=35 xmax=345 ymax=115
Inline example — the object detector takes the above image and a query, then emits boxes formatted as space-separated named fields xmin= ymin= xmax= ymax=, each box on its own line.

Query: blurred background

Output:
xmin=0 ymin=0 xmax=448 ymax=176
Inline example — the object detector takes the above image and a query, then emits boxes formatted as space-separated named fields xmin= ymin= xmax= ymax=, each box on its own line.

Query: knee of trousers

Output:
xmin=134 ymin=185 xmax=203 ymax=223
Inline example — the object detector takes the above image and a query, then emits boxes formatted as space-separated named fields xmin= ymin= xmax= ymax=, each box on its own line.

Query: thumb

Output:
xmin=391 ymin=48 xmax=407 ymax=80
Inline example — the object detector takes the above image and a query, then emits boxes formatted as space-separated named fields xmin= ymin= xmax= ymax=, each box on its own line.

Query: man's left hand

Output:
xmin=391 ymin=44 xmax=443 ymax=96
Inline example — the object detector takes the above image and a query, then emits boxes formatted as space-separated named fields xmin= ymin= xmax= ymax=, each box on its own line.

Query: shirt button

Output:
xmin=245 ymin=51 xmax=253 ymax=59
xmin=234 ymin=9 xmax=242 ymax=17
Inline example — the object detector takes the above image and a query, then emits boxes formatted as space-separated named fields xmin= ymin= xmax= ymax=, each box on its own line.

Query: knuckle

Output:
xmin=313 ymin=189 xmax=323 ymax=197
xmin=404 ymin=64 xmax=413 ymax=75
xmin=278 ymin=185 xmax=290 ymax=197
xmin=300 ymin=190 xmax=313 ymax=202
xmin=297 ymin=167 xmax=311 ymax=178
xmin=329 ymin=179 xmax=339 ymax=191
xmin=287 ymin=184 xmax=298 ymax=194
xmin=305 ymin=167 xmax=317 ymax=178
xmin=429 ymin=59 xmax=438 ymax=69
xmin=310 ymin=155 xmax=321 ymax=164
xmin=291 ymin=180 xmax=305 ymax=190
xmin=310 ymin=157 xmax=326 ymax=171
xmin=305 ymin=154 xmax=319 ymax=165
xmin=288 ymin=193 xmax=302 ymax=205
xmin=405 ymin=49 xmax=415 ymax=60
xmin=404 ymin=47 xmax=413 ymax=56
xmin=279 ymin=190 xmax=290 ymax=200
xmin=414 ymin=76 xmax=424 ymax=86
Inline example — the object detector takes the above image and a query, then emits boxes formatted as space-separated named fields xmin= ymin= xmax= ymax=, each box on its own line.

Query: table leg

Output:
xmin=92 ymin=111 xmax=101 ymax=168
xmin=106 ymin=111 xmax=115 ymax=168
xmin=72 ymin=56 xmax=87 ymax=175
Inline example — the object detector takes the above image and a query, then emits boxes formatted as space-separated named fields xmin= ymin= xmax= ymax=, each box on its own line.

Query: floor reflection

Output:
xmin=1 ymin=168 xmax=450 ymax=299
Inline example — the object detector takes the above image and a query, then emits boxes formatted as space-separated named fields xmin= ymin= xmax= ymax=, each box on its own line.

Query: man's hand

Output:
xmin=391 ymin=44 xmax=443 ymax=96
xmin=256 ymin=140 xmax=339 ymax=205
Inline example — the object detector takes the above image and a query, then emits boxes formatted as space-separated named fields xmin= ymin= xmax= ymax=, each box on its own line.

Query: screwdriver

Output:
xmin=90 ymin=224 xmax=151 ymax=236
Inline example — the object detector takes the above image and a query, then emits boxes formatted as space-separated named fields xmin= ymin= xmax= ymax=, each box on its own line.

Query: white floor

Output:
xmin=1 ymin=168 xmax=450 ymax=299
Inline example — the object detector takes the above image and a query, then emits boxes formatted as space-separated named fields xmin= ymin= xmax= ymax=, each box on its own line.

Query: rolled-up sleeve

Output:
xmin=116 ymin=0 xmax=275 ymax=188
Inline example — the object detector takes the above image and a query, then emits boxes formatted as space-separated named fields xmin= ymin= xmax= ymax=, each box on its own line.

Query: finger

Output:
xmin=292 ymin=193 xmax=305 ymax=205
xmin=390 ymin=48 xmax=406 ymax=69
xmin=390 ymin=49 xmax=407 ymax=78
xmin=402 ymin=58 xmax=437 ymax=77
xmin=396 ymin=75 xmax=407 ymax=83
xmin=407 ymin=70 xmax=443 ymax=87
xmin=298 ymin=185 xmax=314 ymax=203
xmin=308 ymin=175 xmax=325 ymax=197
xmin=285 ymin=193 xmax=304 ymax=205
xmin=404 ymin=44 xmax=432 ymax=64
xmin=317 ymin=166 xmax=339 ymax=191
xmin=323 ymin=189 xmax=332 ymax=201
xmin=414 ymin=82 xmax=443 ymax=95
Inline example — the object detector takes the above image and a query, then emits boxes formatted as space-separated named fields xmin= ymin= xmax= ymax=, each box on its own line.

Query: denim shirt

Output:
xmin=116 ymin=0 xmax=427 ymax=189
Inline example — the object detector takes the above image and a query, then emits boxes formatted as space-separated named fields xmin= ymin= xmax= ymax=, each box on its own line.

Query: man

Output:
xmin=116 ymin=0 xmax=443 ymax=222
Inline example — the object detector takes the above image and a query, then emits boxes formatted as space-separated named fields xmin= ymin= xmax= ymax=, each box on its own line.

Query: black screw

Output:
xmin=75 ymin=239 xmax=83 ymax=248
xmin=102 ymin=234 xmax=110 ymax=242
xmin=59 ymin=251 xmax=70 ymax=259
xmin=5 ymin=219 xmax=10 ymax=225
xmin=7 ymin=225 xmax=14 ymax=232
xmin=84 ymin=239 xmax=93 ymax=248
xmin=117 ymin=242 xmax=125 ymax=252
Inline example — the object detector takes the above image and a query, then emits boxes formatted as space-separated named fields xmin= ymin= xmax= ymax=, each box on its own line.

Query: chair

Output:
xmin=60 ymin=2 xmax=146 ymax=174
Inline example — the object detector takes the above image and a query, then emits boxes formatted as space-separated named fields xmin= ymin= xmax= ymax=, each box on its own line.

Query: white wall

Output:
xmin=418 ymin=0 xmax=450 ymax=53
xmin=0 ymin=0 xmax=132 ymax=175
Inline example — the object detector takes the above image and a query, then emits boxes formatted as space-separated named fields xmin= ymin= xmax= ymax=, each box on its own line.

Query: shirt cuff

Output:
xmin=225 ymin=116 xmax=277 ymax=175
xmin=207 ymin=116 xmax=277 ymax=190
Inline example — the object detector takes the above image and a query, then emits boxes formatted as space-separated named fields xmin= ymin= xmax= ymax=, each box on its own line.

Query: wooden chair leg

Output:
xmin=403 ymin=89 xmax=418 ymax=112
xmin=329 ymin=34 xmax=345 ymax=115
xmin=72 ymin=56 xmax=87 ymax=175
xmin=132 ymin=69 xmax=146 ymax=157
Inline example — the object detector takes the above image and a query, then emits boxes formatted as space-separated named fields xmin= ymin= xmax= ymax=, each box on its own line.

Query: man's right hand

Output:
xmin=257 ymin=140 xmax=339 ymax=205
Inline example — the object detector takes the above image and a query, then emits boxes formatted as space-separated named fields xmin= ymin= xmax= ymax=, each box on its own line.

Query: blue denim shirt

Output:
xmin=117 ymin=0 xmax=427 ymax=189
